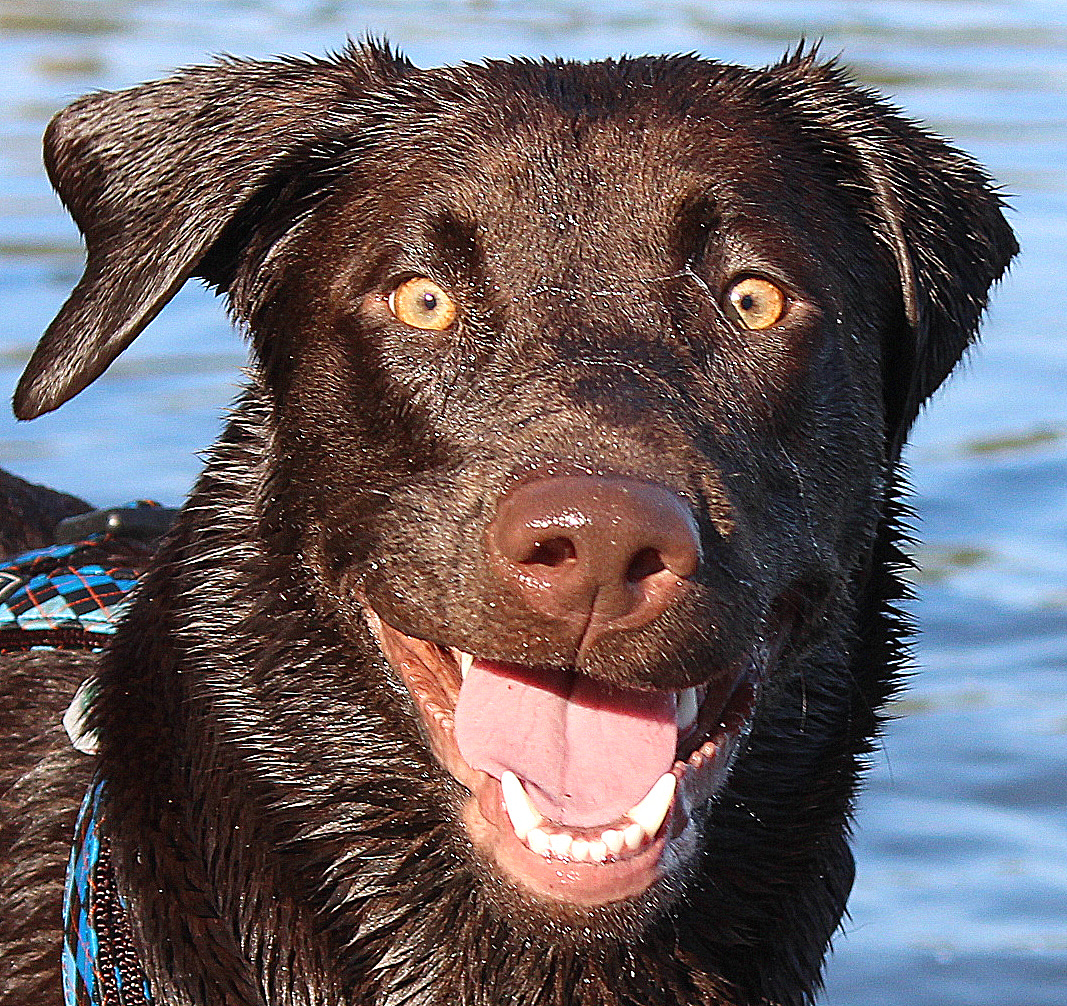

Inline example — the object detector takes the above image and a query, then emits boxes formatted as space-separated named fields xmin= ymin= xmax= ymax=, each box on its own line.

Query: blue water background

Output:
xmin=0 ymin=2 xmax=1064 ymax=1002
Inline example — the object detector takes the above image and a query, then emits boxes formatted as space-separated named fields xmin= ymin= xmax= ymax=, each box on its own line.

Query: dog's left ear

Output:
xmin=14 ymin=41 xmax=411 ymax=420
xmin=780 ymin=51 xmax=1019 ymax=458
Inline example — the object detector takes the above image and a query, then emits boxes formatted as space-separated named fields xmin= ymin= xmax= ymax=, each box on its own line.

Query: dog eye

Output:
xmin=725 ymin=277 xmax=787 ymax=330
xmin=388 ymin=278 xmax=458 ymax=331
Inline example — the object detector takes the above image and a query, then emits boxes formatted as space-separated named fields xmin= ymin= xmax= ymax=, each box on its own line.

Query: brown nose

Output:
xmin=488 ymin=476 xmax=701 ymax=637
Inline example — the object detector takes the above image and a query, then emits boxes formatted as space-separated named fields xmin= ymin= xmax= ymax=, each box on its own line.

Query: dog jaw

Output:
xmin=361 ymin=600 xmax=769 ymax=907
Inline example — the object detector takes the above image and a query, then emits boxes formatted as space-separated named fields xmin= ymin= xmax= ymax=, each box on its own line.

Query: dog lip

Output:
xmin=360 ymin=595 xmax=778 ymax=905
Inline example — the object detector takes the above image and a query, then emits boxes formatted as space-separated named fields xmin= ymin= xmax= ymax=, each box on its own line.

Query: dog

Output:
xmin=0 ymin=41 xmax=1016 ymax=1006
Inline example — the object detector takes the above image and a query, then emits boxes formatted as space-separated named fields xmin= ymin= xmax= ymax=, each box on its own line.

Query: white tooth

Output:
xmin=601 ymin=829 xmax=625 ymax=855
xmin=587 ymin=840 xmax=608 ymax=862
xmin=676 ymin=687 xmax=699 ymax=732
xmin=460 ymin=651 xmax=473 ymax=680
xmin=623 ymin=822 xmax=644 ymax=851
xmin=500 ymin=771 xmax=543 ymax=841
xmin=549 ymin=832 xmax=573 ymax=859
xmin=527 ymin=828 xmax=551 ymax=855
xmin=570 ymin=838 xmax=590 ymax=862
xmin=627 ymin=772 xmax=677 ymax=839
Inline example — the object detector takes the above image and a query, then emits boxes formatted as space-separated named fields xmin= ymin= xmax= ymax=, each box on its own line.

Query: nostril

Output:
xmin=525 ymin=536 xmax=577 ymax=568
xmin=626 ymin=547 xmax=666 ymax=582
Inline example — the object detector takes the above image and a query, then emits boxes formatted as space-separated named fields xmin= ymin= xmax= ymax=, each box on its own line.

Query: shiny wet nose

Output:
xmin=488 ymin=475 xmax=701 ymax=634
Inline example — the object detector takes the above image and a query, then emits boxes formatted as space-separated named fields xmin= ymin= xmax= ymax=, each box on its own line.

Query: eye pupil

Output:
xmin=740 ymin=293 xmax=756 ymax=312
xmin=422 ymin=293 xmax=438 ymax=312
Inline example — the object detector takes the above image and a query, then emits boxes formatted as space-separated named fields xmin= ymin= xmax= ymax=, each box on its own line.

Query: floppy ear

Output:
xmin=14 ymin=41 xmax=410 ymax=420
xmin=779 ymin=51 xmax=1019 ymax=458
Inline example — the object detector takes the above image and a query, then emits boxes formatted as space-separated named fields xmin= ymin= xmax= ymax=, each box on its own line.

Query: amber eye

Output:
xmin=388 ymin=277 xmax=457 ymax=331
xmin=725 ymin=276 xmax=787 ymax=330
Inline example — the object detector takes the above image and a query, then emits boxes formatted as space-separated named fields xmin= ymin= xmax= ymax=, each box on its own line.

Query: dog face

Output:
xmin=16 ymin=42 xmax=1015 ymax=997
xmin=247 ymin=63 xmax=904 ymax=907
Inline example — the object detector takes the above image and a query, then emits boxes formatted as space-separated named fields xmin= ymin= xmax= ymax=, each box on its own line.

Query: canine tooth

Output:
xmin=587 ymin=840 xmax=608 ymax=862
xmin=459 ymin=651 xmax=473 ymax=679
xmin=500 ymin=771 xmax=543 ymax=840
xmin=676 ymin=687 xmax=699 ymax=731
xmin=623 ymin=822 xmax=644 ymax=851
xmin=601 ymin=829 xmax=625 ymax=855
xmin=627 ymin=772 xmax=676 ymax=839
xmin=527 ymin=828 xmax=551 ymax=856
xmin=570 ymin=838 xmax=590 ymax=862
xmin=549 ymin=832 xmax=573 ymax=859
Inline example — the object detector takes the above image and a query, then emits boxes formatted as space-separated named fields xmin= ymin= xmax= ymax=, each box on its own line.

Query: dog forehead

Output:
xmin=352 ymin=57 xmax=831 ymax=208
xmin=313 ymin=62 xmax=858 ymax=292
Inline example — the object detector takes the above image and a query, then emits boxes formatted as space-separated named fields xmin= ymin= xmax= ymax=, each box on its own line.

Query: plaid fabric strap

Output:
xmin=63 ymin=780 xmax=153 ymax=1006
xmin=0 ymin=536 xmax=141 ymax=646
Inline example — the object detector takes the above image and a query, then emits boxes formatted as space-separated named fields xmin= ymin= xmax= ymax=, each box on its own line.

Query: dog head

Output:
xmin=18 ymin=41 xmax=1015 ymax=999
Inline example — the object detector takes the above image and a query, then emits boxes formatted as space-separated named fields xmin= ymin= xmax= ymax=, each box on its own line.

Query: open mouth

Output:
xmin=362 ymin=604 xmax=773 ymax=907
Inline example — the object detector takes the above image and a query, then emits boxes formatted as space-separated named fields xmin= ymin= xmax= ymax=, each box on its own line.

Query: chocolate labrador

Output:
xmin=0 ymin=42 xmax=1016 ymax=1006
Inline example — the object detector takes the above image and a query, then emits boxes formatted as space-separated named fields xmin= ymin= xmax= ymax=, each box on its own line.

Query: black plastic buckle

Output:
xmin=55 ymin=501 xmax=179 ymax=544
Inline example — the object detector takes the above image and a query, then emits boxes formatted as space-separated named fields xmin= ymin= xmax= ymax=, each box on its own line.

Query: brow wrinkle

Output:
xmin=519 ymin=270 xmax=694 ymax=301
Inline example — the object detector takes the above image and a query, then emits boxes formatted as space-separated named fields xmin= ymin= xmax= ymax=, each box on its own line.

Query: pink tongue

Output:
xmin=454 ymin=660 xmax=677 ymax=827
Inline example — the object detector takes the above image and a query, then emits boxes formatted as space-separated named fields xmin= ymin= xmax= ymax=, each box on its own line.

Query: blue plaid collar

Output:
xmin=63 ymin=780 xmax=153 ymax=1006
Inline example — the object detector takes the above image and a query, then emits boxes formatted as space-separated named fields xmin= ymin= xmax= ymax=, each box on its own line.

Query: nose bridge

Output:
xmin=496 ymin=354 xmax=694 ymax=471
xmin=550 ymin=301 xmax=680 ymax=373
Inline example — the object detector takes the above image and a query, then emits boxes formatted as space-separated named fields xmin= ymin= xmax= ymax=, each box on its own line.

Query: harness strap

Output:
xmin=0 ymin=513 xmax=169 ymax=1006
xmin=63 ymin=781 xmax=153 ymax=1006
xmin=0 ymin=534 xmax=146 ymax=643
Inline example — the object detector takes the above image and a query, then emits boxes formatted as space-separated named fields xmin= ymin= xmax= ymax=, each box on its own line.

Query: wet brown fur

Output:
xmin=0 ymin=42 xmax=1015 ymax=1006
